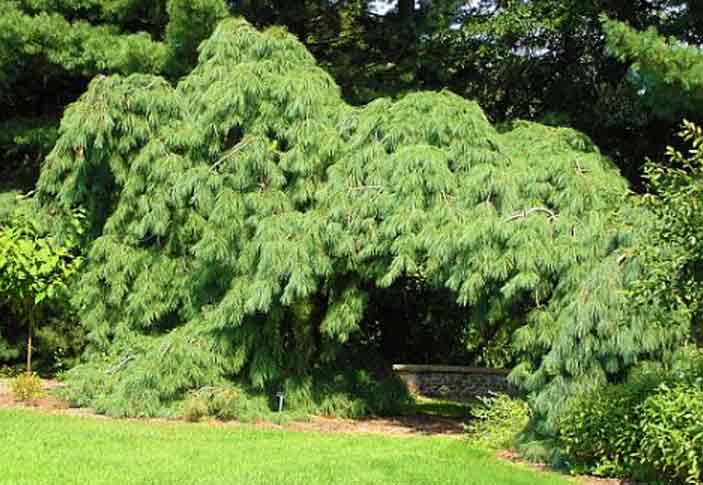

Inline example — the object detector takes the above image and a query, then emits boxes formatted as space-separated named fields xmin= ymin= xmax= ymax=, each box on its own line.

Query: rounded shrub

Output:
xmin=557 ymin=372 xmax=661 ymax=478
xmin=10 ymin=372 xmax=44 ymax=402
xmin=180 ymin=386 xmax=272 ymax=423
xmin=640 ymin=384 xmax=703 ymax=484
xmin=465 ymin=393 xmax=531 ymax=450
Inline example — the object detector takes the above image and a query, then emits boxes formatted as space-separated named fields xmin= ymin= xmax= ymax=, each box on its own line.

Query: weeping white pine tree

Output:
xmin=37 ymin=19 xmax=682 ymax=424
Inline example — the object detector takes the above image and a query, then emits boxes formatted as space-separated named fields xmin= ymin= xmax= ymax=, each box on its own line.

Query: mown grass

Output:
xmin=405 ymin=396 xmax=476 ymax=418
xmin=0 ymin=409 xmax=569 ymax=485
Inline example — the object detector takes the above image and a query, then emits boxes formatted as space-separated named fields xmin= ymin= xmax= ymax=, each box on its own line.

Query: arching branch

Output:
xmin=504 ymin=207 xmax=558 ymax=223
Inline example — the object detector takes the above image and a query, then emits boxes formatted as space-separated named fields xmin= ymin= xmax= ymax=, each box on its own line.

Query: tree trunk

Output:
xmin=26 ymin=309 xmax=33 ymax=374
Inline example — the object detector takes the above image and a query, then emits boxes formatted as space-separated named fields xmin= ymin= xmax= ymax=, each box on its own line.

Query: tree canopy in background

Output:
xmin=604 ymin=17 xmax=703 ymax=120
xmin=0 ymin=0 xmax=228 ymax=191
xmin=34 ymin=19 xmax=685 ymax=428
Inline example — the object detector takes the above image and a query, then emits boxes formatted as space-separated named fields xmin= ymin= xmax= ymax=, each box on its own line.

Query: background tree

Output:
xmin=604 ymin=17 xmax=703 ymax=121
xmin=0 ymin=0 xmax=227 ymax=192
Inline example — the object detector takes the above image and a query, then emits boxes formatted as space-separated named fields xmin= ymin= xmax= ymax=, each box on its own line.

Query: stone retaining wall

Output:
xmin=392 ymin=364 xmax=512 ymax=398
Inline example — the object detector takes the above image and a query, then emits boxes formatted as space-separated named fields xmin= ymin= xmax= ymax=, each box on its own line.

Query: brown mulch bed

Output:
xmin=0 ymin=378 xmax=468 ymax=437
xmin=0 ymin=378 xmax=67 ymax=410
xmin=282 ymin=414 xmax=465 ymax=437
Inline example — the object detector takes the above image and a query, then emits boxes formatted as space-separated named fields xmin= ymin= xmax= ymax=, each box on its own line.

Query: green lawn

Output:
xmin=406 ymin=396 xmax=476 ymax=418
xmin=0 ymin=409 xmax=569 ymax=485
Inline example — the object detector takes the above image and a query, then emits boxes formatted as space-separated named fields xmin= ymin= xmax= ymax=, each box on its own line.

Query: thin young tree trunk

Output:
xmin=26 ymin=308 xmax=33 ymax=374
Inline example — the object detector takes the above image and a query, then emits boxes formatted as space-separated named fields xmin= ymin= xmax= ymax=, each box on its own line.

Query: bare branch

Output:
xmin=505 ymin=207 xmax=558 ymax=223
xmin=348 ymin=185 xmax=384 ymax=191
xmin=574 ymin=159 xmax=590 ymax=175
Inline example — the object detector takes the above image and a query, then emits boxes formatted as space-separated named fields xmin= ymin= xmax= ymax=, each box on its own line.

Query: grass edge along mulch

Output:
xmin=0 ymin=408 xmax=571 ymax=485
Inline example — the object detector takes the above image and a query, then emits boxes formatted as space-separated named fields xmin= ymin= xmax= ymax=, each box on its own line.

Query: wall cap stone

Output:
xmin=392 ymin=364 xmax=510 ymax=375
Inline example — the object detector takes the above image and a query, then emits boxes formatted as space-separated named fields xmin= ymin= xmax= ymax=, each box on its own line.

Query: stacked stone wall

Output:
xmin=392 ymin=364 xmax=512 ymax=398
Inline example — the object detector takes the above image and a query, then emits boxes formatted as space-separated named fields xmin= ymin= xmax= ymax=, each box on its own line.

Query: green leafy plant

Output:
xmin=640 ymin=384 xmax=703 ymax=484
xmin=557 ymin=379 xmax=653 ymax=478
xmin=465 ymin=393 xmax=531 ymax=450
xmin=604 ymin=18 xmax=703 ymax=119
xmin=633 ymin=121 xmax=703 ymax=346
xmin=0 ymin=204 xmax=83 ymax=373
xmin=557 ymin=358 xmax=703 ymax=482
xmin=669 ymin=345 xmax=703 ymax=387
xmin=10 ymin=372 xmax=44 ymax=402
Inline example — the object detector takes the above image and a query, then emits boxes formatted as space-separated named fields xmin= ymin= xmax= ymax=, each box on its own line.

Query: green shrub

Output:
xmin=670 ymin=346 xmax=703 ymax=386
xmin=557 ymin=372 xmax=660 ymax=478
xmin=182 ymin=394 xmax=209 ymax=422
xmin=557 ymin=360 xmax=703 ymax=483
xmin=10 ymin=373 xmax=44 ymax=402
xmin=465 ymin=393 xmax=531 ymax=450
xmin=180 ymin=386 xmax=278 ymax=423
xmin=640 ymin=384 xmax=703 ymax=484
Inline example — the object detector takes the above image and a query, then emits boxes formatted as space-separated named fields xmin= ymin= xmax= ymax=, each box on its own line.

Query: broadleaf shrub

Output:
xmin=558 ymin=352 xmax=703 ymax=482
xmin=465 ymin=393 xmax=531 ymax=450
xmin=558 ymin=379 xmax=654 ymax=478
xmin=640 ymin=384 xmax=703 ymax=484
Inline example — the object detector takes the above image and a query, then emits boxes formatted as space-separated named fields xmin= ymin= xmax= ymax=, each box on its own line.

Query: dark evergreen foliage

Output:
xmin=0 ymin=0 xmax=227 ymax=191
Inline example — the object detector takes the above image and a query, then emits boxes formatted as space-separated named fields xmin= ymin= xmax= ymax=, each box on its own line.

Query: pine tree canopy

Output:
xmin=604 ymin=17 xmax=703 ymax=119
xmin=36 ymin=19 xmax=682 ymax=425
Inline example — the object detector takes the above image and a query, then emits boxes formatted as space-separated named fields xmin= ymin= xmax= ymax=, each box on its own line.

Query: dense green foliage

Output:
xmin=33 ymin=19 xmax=681 ymax=427
xmin=465 ymin=393 xmax=531 ymax=450
xmin=178 ymin=368 xmax=411 ymax=422
xmin=558 ymin=347 xmax=703 ymax=483
xmin=0 ymin=409 xmax=570 ymax=485
xmin=558 ymin=371 xmax=660 ymax=479
xmin=0 ymin=0 xmax=227 ymax=191
xmin=4 ymin=1 xmax=702 ymax=196
xmin=639 ymin=384 xmax=703 ymax=484
xmin=0 ymin=198 xmax=83 ymax=372
xmin=0 ymin=0 xmax=228 ymax=372
xmin=605 ymin=18 xmax=703 ymax=119
xmin=1 ymin=4 xmax=702 ymax=484
xmin=633 ymin=121 xmax=703 ymax=345
xmin=235 ymin=1 xmax=703 ymax=184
